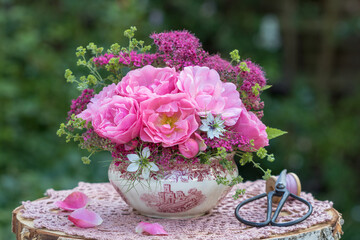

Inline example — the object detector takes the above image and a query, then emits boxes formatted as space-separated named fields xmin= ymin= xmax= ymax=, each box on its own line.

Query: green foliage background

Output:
xmin=1 ymin=0 xmax=359 ymax=239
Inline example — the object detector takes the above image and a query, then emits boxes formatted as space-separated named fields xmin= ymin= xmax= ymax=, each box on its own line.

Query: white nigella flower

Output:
xmin=199 ymin=113 xmax=226 ymax=139
xmin=126 ymin=147 xmax=159 ymax=179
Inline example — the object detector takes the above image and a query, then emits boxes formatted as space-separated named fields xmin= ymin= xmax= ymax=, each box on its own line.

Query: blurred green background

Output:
xmin=1 ymin=0 xmax=359 ymax=239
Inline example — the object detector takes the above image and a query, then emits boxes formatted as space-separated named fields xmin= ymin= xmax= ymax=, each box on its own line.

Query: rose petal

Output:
xmin=68 ymin=208 xmax=103 ymax=228
xmin=54 ymin=191 xmax=90 ymax=211
xmin=135 ymin=222 xmax=168 ymax=235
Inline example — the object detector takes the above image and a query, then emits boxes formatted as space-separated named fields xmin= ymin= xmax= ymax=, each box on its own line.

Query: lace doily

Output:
xmin=21 ymin=180 xmax=333 ymax=240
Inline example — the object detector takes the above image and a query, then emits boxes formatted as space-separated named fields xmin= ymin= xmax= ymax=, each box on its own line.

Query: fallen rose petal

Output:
xmin=135 ymin=222 xmax=168 ymax=235
xmin=54 ymin=191 xmax=90 ymax=211
xmin=68 ymin=208 xmax=103 ymax=228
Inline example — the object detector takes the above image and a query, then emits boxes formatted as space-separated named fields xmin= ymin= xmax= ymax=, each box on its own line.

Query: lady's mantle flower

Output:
xmin=126 ymin=147 xmax=159 ymax=179
xmin=200 ymin=113 xmax=226 ymax=139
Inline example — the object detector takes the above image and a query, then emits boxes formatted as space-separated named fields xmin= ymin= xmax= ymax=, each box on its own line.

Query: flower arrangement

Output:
xmin=57 ymin=27 xmax=286 ymax=191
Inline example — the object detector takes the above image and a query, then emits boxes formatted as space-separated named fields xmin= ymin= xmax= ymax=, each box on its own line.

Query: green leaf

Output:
xmin=266 ymin=127 xmax=287 ymax=140
xmin=261 ymin=85 xmax=272 ymax=91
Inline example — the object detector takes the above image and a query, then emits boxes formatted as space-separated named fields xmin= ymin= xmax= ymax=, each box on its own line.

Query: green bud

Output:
xmin=143 ymin=45 xmax=151 ymax=52
xmin=262 ymin=169 xmax=272 ymax=180
xmin=96 ymin=47 xmax=104 ymax=54
xmin=230 ymin=49 xmax=240 ymax=63
xmin=232 ymin=189 xmax=246 ymax=200
xmin=252 ymin=83 xmax=261 ymax=96
xmin=76 ymin=46 xmax=86 ymax=57
xmin=56 ymin=128 xmax=64 ymax=137
xmin=240 ymin=152 xmax=253 ymax=166
xmin=81 ymin=156 xmax=91 ymax=164
xmin=64 ymin=69 xmax=72 ymax=78
xmin=86 ymin=42 xmax=98 ymax=55
xmin=109 ymin=43 xmax=121 ymax=54
xmin=267 ymin=154 xmax=275 ymax=162
xmin=87 ymin=75 xmax=97 ymax=85
xmin=239 ymin=62 xmax=250 ymax=72
xmin=77 ymin=82 xmax=88 ymax=91
xmin=124 ymin=26 xmax=137 ymax=39
xmin=216 ymin=176 xmax=230 ymax=186
xmin=256 ymin=147 xmax=267 ymax=159
xmin=65 ymin=69 xmax=76 ymax=83
xmin=77 ymin=59 xmax=86 ymax=66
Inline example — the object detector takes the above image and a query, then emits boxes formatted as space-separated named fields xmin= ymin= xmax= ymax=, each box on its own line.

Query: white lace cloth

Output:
xmin=20 ymin=180 xmax=333 ymax=240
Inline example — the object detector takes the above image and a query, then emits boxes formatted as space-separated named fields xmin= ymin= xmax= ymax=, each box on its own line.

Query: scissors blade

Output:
xmin=275 ymin=169 xmax=287 ymax=192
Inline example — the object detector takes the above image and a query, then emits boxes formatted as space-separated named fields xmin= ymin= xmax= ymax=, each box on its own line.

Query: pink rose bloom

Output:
xmin=177 ymin=66 xmax=243 ymax=126
xmin=193 ymin=132 xmax=207 ymax=151
xmin=140 ymin=93 xmax=199 ymax=147
xmin=233 ymin=110 xmax=269 ymax=151
xmin=77 ymin=83 xmax=117 ymax=122
xmin=89 ymin=95 xmax=141 ymax=144
xmin=179 ymin=138 xmax=199 ymax=158
xmin=116 ymin=65 xmax=179 ymax=102
xmin=179 ymin=133 xmax=207 ymax=158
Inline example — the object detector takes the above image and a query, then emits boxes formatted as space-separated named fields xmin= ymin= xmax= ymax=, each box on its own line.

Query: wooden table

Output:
xmin=12 ymin=181 xmax=344 ymax=240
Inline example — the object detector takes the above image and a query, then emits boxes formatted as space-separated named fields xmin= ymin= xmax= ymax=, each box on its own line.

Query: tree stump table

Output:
xmin=12 ymin=181 xmax=343 ymax=240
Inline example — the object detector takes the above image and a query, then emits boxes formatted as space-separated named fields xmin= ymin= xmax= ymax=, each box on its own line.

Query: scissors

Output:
xmin=234 ymin=169 xmax=313 ymax=227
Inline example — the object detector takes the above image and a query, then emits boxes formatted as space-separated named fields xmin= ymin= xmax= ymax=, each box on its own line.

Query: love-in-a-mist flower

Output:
xmin=200 ymin=113 xmax=226 ymax=139
xmin=126 ymin=147 xmax=159 ymax=179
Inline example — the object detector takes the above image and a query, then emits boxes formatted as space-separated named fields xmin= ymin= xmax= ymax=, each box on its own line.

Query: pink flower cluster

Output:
xmin=239 ymin=60 xmax=267 ymax=117
xmin=151 ymin=31 xmax=208 ymax=70
xmin=67 ymin=89 xmax=94 ymax=120
xmin=78 ymin=65 xmax=268 ymax=159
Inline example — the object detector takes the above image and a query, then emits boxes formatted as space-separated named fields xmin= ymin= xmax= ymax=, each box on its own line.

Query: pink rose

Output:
xmin=193 ymin=132 xmax=207 ymax=151
xmin=179 ymin=138 xmax=199 ymax=158
xmin=179 ymin=133 xmax=207 ymax=158
xmin=89 ymin=95 xmax=141 ymax=144
xmin=177 ymin=66 xmax=243 ymax=126
xmin=233 ymin=110 xmax=269 ymax=151
xmin=77 ymin=83 xmax=117 ymax=122
xmin=140 ymin=93 xmax=199 ymax=147
xmin=116 ymin=65 xmax=179 ymax=102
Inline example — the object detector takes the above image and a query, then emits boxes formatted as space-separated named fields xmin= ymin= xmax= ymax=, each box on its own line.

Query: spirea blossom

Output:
xmin=239 ymin=60 xmax=267 ymax=114
xmin=67 ymin=89 xmax=94 ymax=120
xmin=151 ymin=31 xmax=208 ymax=70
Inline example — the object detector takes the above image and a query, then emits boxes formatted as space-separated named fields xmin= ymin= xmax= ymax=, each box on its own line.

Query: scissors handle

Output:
xmin=234 ymin=192 xmax=273 ymax=227
xmin=270 ymin=193 xmax=313 ymax=227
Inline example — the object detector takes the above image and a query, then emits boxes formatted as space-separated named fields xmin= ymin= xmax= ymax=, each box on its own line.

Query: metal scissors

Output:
xmin=234 ymin=169 xmax=313 ymax=227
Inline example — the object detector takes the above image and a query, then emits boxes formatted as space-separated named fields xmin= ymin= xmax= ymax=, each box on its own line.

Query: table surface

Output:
xmin=12 ymin=180 xmax=343 ymax=240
